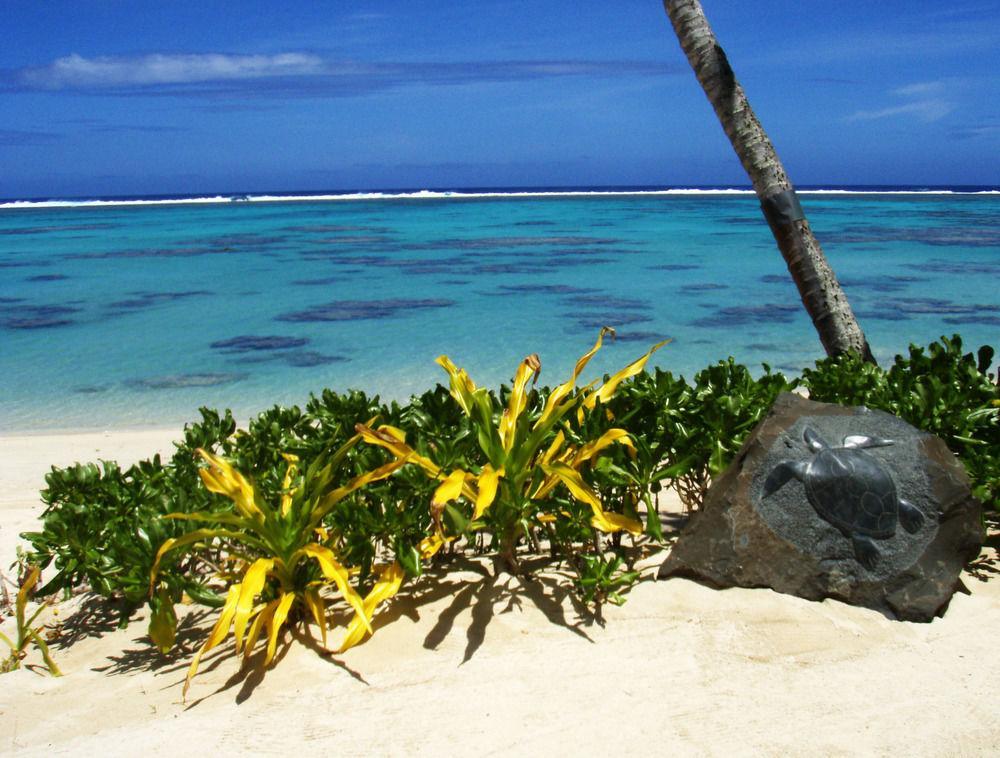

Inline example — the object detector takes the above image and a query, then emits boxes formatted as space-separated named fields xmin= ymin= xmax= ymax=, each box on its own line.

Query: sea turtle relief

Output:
xmin=660 ymin=394 xmax=981 ymax=621
xmin=762 ymin=427 xmax=924 ymax=569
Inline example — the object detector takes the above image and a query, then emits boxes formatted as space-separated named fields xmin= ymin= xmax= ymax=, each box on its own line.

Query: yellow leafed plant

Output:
xmin=150 ymin=433 xmax=408 ymax=698
xmin=358 ymin=328 xmax=668 ymax=571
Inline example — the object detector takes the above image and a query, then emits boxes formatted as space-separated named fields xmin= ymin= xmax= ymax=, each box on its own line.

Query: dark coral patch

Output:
xmin=73 ymin=384 xmax=112 ymax=394
xmin=838 ymin=277 xmax=916 ymax=294
xmin=885 ymin=297 xmax=998 ymax=315
xmin=126 ymin=372 xmax=248 ymax=390
xmin=211 ymin=335 xmax=310 ymax=352
xmin=497 ymin=284 xmax=600 ymax=295
xmin=26 ymin=274 xmax=70 ymax=282
xmin=679 ymin=283 xmax=729 ymax=293
xmin=825 ymin=226 xmax=1000 ymax=248
xmin=291 ymin=277 xmax=341 ymax=286
xmin=0 ymin=223 xmax=116 ymax=236
xmin=854 ymin=309 xmax=911 ymax=322
xmin=1 ymin=303 xmax=80 ymax=330
xmin=563 ymin=294 xmax=652 ymax=310
xmin=691 ymin=303 xmax=799 ymax=328
xmin=433 ymin=235 xmax=620 ymax=249
xmin=569 ymin=313 xmax=654 ymax=329
xmin=760 ymin=274 xmax=789 ymax=284
xmin=231 ymin=350 xmax=349 ymax=367
xmin=2 ymin=316 xmax=75 ymax=329
xmin=905 ymin=259 xmax=1000 ymax=276
xmin=283 ymin=351 xmax=349 ymax=368
xmin=277 ymin=298 xmax=455 ymax=323
xmin=604 ymin=330 xmax=669 ymax=343
xmin=282 ymin=224 xmax=389 ymax=233
xmin=647 ymin=263 xmax=701 ymax=271
xmin=71 ymin=233 xmax=288 ymax=260
xmin=943 ymin=314 xmax=1000 ymax=326
xmin=107 ymin=290 xmax=213 ymax=311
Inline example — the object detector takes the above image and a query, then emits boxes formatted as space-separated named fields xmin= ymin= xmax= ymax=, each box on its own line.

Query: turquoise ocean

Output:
xmin=1 ymin=188 xmax=997 ymax=431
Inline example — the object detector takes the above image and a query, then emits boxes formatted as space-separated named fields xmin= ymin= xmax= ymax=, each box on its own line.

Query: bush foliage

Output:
xmin=17 ymin=334 xmax=996 ymax=686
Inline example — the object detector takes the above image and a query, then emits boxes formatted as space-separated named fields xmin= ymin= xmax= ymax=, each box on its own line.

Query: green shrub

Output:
xmin=803 ymin=335 xmax=999 ymax=510
xmin=20 ymin=333 xmax=996 ymax=662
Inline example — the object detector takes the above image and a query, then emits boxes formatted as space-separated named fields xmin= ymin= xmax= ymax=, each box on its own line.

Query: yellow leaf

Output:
xmin=500 ymin=354 xmax=541 ymax=451
xmin=473 ymin=465 xmax=503 ymax=520
xmin=280 ymin=456 xmax=299 ymax=516
xmin=531 ymin=433 xmax=570 ymax=500
xmin=233 ymin=558 xmax=274 ymax=652
xmin=591 ymin=510 xmax=644 ymax=535
xmin=540 ymin=430 xmax=566 ymax=465
xmin=338 ymin=562 xmax=405 ymax=653
xmin=432 ymin=469 xmax=467 ymax=507
xmin=303 ymin=589 xmax=327 ymax=650
xmin=354 ymin=424 xmax=441 ymax=477
xmin=537 ymin=327 xmax=613 ymax=426
xmin=301 ymin=545 xmax=370 ymax=634
xmin=541 ymin=462 xmax=602 ymax=511
xmin=196 ymin=449 xmax=261 ymax=519
xmin=418 ymin=533 xmax=445 ymax=559
xmin=436 ymin=355 xmax=478 ymax=415
xmin=584 ymin=339 xmax=670 ymax=411
xmin=265 ymin=592 xmax=296 ymax=665
xmin=243 ymin=601 xmax=275 ymax=663
xmin=148 ymin=587 xmax=177 ymax=654
xmin=540 ymin=462 xmax=643 ymax=534
xmin=318 ymin=456 xmax=408 ymax=515
xmin=17 ymin=565 xmax=40 ymax=607
xmin=183 ymin=584 xmax=240 ymax=699
xmin=573 ymin=428 xmax=634 ymax=466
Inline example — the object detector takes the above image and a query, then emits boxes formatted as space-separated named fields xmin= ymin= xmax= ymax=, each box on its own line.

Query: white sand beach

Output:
xmin=1 ymin=430 xmax=998 ymax=756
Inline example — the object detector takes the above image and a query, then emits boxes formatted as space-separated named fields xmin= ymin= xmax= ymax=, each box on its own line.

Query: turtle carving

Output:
xmin=762 ymin=427 xmax=924 ymax=569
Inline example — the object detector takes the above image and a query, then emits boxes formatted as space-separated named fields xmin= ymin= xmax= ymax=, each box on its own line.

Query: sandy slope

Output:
xmin=1 ymin=431 xmax=998 ymax=756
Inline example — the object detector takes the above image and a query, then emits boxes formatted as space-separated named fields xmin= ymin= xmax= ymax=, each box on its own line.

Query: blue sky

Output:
xmin=2 ymin=0 xmax=998 ymax=197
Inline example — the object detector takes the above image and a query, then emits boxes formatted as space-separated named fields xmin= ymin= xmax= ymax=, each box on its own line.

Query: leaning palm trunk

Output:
xmin=662 ymin=0 xmax=874 ymax=361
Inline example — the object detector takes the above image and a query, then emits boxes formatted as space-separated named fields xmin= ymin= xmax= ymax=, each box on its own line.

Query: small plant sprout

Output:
xmin=0 ymin=566 xmax=62 ymax=676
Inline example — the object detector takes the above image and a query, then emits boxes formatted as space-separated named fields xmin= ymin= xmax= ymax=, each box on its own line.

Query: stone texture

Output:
xmin=658 ymin=393 xmax=983 ymax=621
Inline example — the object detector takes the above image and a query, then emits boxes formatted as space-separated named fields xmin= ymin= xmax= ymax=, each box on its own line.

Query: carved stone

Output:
xmin=658 ymin=393 xmax=983 ymax=621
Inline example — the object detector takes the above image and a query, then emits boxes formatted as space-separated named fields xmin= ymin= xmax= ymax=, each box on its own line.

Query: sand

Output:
xmin=1 ymin=429 xmax=998 ymax=756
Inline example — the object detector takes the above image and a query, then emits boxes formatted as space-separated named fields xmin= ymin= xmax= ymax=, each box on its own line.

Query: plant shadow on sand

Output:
xmin=966 ymin=517 xmax=1000 ymax=582
xmin=50 ymin=594 xmax=165 ymax=649
xmin=81 ymin=542 xmax=681 ymax=707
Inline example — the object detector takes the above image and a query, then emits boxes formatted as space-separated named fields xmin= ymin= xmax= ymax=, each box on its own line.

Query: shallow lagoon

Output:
xmin=2 ymin=191 xmax=997 ymax=430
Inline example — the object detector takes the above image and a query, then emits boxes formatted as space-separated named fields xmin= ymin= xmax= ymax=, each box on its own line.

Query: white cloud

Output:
xmin=5 ymin=53 xmax=675 ymax=98
xmin=892 ymin=80 xmax=947 ymax=97
xmin=848 ymin=99 xmax=954 ymax=123
xmin=20 ymin=52 xmax=324 ymax=89
xmin=846 ymin=80 xmax=954 ymax=123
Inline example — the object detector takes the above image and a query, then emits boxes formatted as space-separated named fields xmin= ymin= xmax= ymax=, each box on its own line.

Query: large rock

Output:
xmin=658 ymin=393 xmax=983 ymax=621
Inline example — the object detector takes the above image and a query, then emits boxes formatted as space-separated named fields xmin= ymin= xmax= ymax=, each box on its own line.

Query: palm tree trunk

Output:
xmin=662 ymin=0 xmax=874 ymax=361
